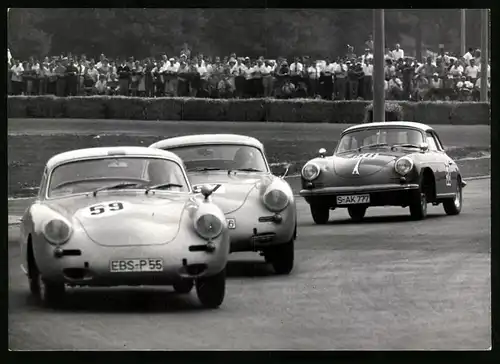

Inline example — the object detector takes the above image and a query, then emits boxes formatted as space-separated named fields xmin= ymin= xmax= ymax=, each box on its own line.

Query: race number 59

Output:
xmin=88 ymin=202 xmax=125 ymax=216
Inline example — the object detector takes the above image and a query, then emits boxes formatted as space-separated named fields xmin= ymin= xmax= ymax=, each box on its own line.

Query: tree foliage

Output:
xmin=7 ymin=8 xmax=485 ymax=60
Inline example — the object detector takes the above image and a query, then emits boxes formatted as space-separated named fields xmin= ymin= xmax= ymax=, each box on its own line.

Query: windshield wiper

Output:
xmin=228 ymin=168 xmax=263 ymax=174
xmin=92 ymin=182 xmax=143 ymax=197
xmin=392 ymin=143 xmax=421 ymax=149
xmin=358 ymin=143 xmax=389 ymax=151
xmin=145 ymin=183 xmax=184 ymax=194
xmin=189 ymin=167 xmax=222 ymax=172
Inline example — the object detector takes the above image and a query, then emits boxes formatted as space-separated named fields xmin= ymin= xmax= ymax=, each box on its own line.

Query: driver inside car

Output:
xmin=233 ymin=147 xmax=257 ymax=169
xmin=147 ymin=159 xmax=183 ymax=189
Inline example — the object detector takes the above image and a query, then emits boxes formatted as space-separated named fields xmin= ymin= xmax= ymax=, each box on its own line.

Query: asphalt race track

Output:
xmin=8 ymin=179 xmax=491 ymax=350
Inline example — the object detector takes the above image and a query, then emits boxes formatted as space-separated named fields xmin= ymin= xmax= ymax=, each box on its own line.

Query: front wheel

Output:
xmin=310 ymin=204 xmax=330 ymax=224
xmin=30 ymin=261 xmax=65 ymax=308
xmin=348 ymin=206 xmax=367 ymax=222
xmin=266 ymin=239 xmax=295 ymax=275
xmin=443 ymin=180 xmax=463 ymax=215
xmin=409 ymin=190 xmax=427 ymax=220
xmin=173 ymin=278 xmax=194 ymax=294
xmin=195 ymin=268 xmax=226 ymax=309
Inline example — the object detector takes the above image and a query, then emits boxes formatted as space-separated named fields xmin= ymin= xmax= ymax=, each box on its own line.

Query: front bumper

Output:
xmin=300 ymin=183 xmax=420 ymax=208
xmin=32 ymin=230 xmax=230 ymax=286
xmin=225 ymin=204 xmax=296 ymax=253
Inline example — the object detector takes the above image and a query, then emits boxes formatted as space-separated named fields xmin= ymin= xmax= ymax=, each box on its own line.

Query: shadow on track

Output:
xmin=317 ymin=213 xmax=448 ymax=226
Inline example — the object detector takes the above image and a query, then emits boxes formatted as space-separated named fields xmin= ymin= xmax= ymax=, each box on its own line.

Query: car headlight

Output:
xmin=194 ymin=214 xmax=223 ymax=240
xmin=302 ymin=163 xmax=320 ymax=181
xmin=395 ymin=157 xmax=414 ymax=176
xmin=43 ymin=219 xmax=72 ymax=245
xmin=263 ymin=188 xmax=289 ymax=212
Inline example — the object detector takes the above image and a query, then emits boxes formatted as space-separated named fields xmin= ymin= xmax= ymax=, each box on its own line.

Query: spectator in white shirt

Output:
xmin=362 ymin=57 xmax=374 ymax=100
xmin=361 ymin=48 xmax=373 ymax=63
xmin=448 ymin=59 xmax=464 ymax=78
xmin=384 ymin=47 xmax=394 ymax=60
xmin=96 ymin=54 xmax=106 ymax=69
xmin=465 ymin=59 xmax=479 ymax=82
xmin=11 ymin=59 xmax=24 ymax=95
xmin=164 ymin=58 xmax=179 ymax=96
xmin=260 ymin=59 xmax=274 ymax=97
xmin=392 ymin=44 xmax=404 ymax=60
xmin=319 ymin=57 xmax=334 ymax=100
xmin=94 ymin=75 xmax=108 ymax=95
xmin=306 ymin=59 xmax=320 ymax=97
xmin=289 ymin=57 xmax=304 ymax=76
xmin=477 ymin=63 xmax=490 ymax=78
xmin=463 ymin=48 xmax=474 ymax=66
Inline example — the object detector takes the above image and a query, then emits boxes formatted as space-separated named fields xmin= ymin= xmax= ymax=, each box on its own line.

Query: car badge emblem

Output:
xmin=352 ymin=156 xmax=363 ymax=175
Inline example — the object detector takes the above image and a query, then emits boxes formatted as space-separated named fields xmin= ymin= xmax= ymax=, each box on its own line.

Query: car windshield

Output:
xmin=47 ymin=157 xmax=189 ymax=197
xmin=168 ymin=144 xmax=268 ymax=172
xmin=336 ymin=127 xmax=425 ymax=154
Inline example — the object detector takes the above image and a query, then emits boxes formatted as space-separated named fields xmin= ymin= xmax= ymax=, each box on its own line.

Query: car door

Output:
xmin=423 ymin=131 xmax=448 ymax=195
xmin=431 ymin=130 xmax=456 ymax=195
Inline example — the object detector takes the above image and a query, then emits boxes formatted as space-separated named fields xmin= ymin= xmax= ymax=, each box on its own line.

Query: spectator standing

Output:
xmin=10 ymin=59 xmax=24 ymax=95
xmin=96 ymin=54 xmax=106 ymax=69
xmin=65 ymin=58 xmax=79 ymax=96
xmin=334 ymin=59 xmax=348 ymax=100
xmin=365 ymin=34 xmax=374 ymax=52
xmin=117 ymin=59 xmax=131 ymax=96
xmin=465 ymin=59 xmax=479 ymax=83
xmin=306 ymin=59 xmax=320 ymax=98
xmin=362 ymin=57 xmax=374 ymax=100
xmin=55 ymin=60 xmax=67 ymax=97
xmin=289 ymin=56 xmax=303 ymax=90
xmin=401 ymin=58 xmax=415 ymax=100
xmin=384 ymin=47 xmax=394 ymax=60
xmin=38 ymin=61 xmax=49 ymax=95
xmin=463 ymin=47 xmax=474 ymax=67
xmin=177 ymin=60 xmax=190 ymax=97
xmin=392 ymin=44 xmax=404 ymax=60
xmin=144 ymin=59 xmax=155 ymax=97
xmin=319 ymin=57 xmax=334 ymax=100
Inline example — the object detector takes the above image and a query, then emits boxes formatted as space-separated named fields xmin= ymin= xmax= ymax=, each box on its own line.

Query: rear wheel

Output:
xmin=310 ymin=204 xmax=329 ymax=224
xmin=443 ymin=179 xmax=463 ymax=215
xmin=173 ymin=278 xmax=194 ymax=294
xmin=348 ymin=206 xmax=367 ymax=222
xmin=196 ymin=268 xmax=226 ymax=309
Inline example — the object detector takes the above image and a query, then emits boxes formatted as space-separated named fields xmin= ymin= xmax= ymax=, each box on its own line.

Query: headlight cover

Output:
xmin=43 ymin=219 xmax=72 ymax=245
xmin=195 ymin=213 xmax=223 ymax=240
xmin=263 ymin=188 xmax=289 ymax=212
xmin=302 ymin=163 xmax=320 ymax=181
xmin=394 ymin=157 xmax=414 ymax=176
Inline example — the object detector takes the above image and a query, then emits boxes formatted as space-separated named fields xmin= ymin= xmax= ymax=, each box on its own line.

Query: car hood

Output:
xmin=333 ymin=150 xmax=409 ymax=178
xmin=188 ymin=171 xmax=272 ymax=214
xmin=45 ymin=193 xmax=192 ymax=247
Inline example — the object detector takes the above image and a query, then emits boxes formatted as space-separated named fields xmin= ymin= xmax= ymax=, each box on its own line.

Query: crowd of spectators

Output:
xmin=7 ymin=41 xmax=490 ymax=102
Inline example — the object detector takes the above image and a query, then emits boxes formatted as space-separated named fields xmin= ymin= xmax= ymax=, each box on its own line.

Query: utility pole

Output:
xmin=460 ymin=9 xmax=466 ymax=56
xmin=480 ymin=8 xmax=489 ymax=101
xmin=373 ymin=9 xmax=385 ymax=122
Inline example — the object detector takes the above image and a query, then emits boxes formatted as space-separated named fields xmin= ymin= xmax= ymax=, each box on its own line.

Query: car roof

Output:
xmin=46 ymin=146 xmax=183 ymax=170
xmin=343 ymin=121 xmax=434 ymax=134
xmin=150 ymin=134 xmax=264 ymax=150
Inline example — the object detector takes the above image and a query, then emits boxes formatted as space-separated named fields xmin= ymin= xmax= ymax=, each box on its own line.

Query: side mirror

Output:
xmin=419 ymin=142 xmax=429 ymax=152
xmin=201 ymin=184 xmax=219 ymax=200
xmin=270 ymin=163 xmax=291 ymax=178
xmin=318 ymin=148 xmax=327 ymax=158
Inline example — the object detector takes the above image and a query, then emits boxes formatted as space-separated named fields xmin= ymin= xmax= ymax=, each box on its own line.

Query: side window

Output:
xmin=432 ymin=132 xmax=445 ymax=151
xmin=425 ymin=132 xmax=438 ymax=151
xmin=38 ymin=168 xmax=48 ymax=199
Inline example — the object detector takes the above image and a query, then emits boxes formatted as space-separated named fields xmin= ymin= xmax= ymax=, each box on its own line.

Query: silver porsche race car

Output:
xmin=19 ymin=146 xmax=230 ymax=309
xmin=150 ymin=134 xmax=297 ymax=275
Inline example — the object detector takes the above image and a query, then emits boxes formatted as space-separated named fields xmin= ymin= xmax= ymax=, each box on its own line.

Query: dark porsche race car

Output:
xmin=299 ymin=121 xmax=467 ymax=223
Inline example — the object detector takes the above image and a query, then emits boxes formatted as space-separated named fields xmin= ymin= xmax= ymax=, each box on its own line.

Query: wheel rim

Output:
xmin=454 ymin=185 xmax=462 ymax=209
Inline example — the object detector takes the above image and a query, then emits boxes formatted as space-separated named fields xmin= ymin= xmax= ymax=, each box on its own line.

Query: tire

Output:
xmin=310 ymin=204 xmax=329 ymax=224
xmin=443 ymin=179 xmax=463 ymax=215
xmin=172 ymin=278 xmax=194 ymax=294
xmin=409 ymin=186 xmax=428 ymax=221
xmin=348 ymin=206 xmax=367 ymax=221
xmin=29 ymin=260 xmax=65 ymax=308
xmin=269 ymin=239 xmax=295 ymax=275
xmin=195 ymin=268 xmax=226 ymax=309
